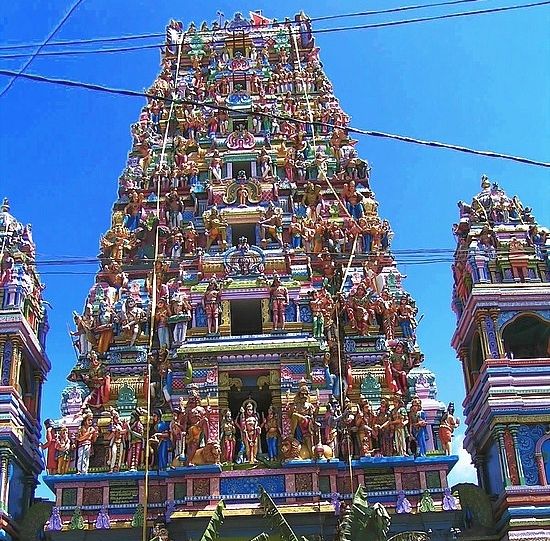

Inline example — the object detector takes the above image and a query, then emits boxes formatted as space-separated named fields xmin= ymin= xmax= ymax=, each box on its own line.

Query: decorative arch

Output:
xmin=535 ymin=433 xmax=550 ymax=486
xmin=468 ymin=331 xmax=484 ymax=383
xmin=501 ymin=313 xmax=550 ymax=359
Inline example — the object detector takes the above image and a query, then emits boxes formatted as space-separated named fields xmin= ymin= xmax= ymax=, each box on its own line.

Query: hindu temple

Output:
xmin=38 ymin=11 xmax=466 ymax=541
xmin=451 ymin=177 xmax=550 ymax=541
xmin=0 ymin=198 xmax=51 ymax=540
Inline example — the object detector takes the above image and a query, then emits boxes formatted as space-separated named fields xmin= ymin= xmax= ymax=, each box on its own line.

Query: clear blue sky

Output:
xmin=1 ymin=1 xmax=549 ymax=496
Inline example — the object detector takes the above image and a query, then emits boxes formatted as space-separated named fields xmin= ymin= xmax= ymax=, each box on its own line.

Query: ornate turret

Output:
xmin=0 ymin=198 xmax=50 ymax=540
xmin=451 ymin=176 xmax=550 ymax=540
xmin=43 ymin=13 xmax=461 ymax=540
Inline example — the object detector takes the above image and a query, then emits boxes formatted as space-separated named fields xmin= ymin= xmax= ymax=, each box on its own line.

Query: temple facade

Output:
xmin=0 ymin=199 xmax=51 ymax=540
xmin=42 ymin=12 xmax=464 ymax=541
xmin=451 ymin=177 xmax=550 ymax=541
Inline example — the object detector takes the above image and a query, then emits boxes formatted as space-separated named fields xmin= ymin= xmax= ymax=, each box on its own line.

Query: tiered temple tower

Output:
xmin=0 ymin=198 xmax=50 ymax=540
xmin=44 ymin=12 xmax=463 ymax=541
xmin=451 ymin=177 xmax=550 ymax=541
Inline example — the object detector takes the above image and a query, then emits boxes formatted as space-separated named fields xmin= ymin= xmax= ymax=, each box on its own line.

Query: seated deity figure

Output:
xmin=238 ymin=399 xmax=261 ymax=464
xmin=288 ymin=382 xmax=318 ymax=459
xmin=179 ymin=385 xmax=210 ymax=465
xmin=203 ymin=206 xmax=228 ymax=251
xmin=259 ymin=202 xmax=283 ymax=248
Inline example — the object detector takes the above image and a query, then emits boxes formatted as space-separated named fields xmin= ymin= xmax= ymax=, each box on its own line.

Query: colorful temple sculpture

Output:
xmin=43 ymin=12 xmax=465 ymax=541
xmin=0 ymin=199 xmax=51 ymax=540
xmin=451 ymin=177 xmax=550 ymax=541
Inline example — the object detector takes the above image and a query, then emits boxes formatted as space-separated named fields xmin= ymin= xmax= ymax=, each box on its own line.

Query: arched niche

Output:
xmin=535 ymin=433 xmax=550 ymax=486
xmin=468 ymin=331 xmax=484 ymax=385
xmin=502 ymin=313 xmax=550 ymax=359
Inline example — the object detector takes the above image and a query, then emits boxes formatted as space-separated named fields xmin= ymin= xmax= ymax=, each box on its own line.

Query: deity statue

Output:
xmin=372 ymin=398 xmax=393 ymax=457
xmin=202 ymin=276 xmax=222 ymax=334
xmin=203 ymin=206 xmax=228 ymax=251
xmin=323 ymin=399 xmax=340 ymax=458
xmin=438 ymin=402 xmax=459 ymax=455
xmin=71 ymin=308 xmax=96 ymax=356
xmin=41 ymin=419 xmax=58 ymax=475
xmin=209 ymin=149 xmax=223 ymax=182
xmin=383 ymin=342 xmax=410 ymax=396
xmin=409 ymin=396 xmax=428 ymax=457
xmin=238 ymin=399 xmax=261 ymax=464
xmin=75 ymin=413 xmax=98 ymax=474
xmin=288 ymin=382 xmax=318 ymax=459
xmin=123 ymin=190 xmax=145 ymax=231
xmin=262 ymin=405 xmax=281 ymax=461
xmin=391 ymin=397 xmax=409 ymax=456
xmin=170 ymin=408 xmax=185 ymax=460
xmin=179 ymin=386 xmax=210 ymax=465
xmin=55 ymin=427 xmax=72 ymax=475
xmin=149 ymin=409 xmax=171 ymax=470
xmin=397 ymin=295 xmax=417 ymax=340
xmin=220 ymin=410 xmax=236 ymax=463
xmin=107 ymin=408 xmax=126 ymax=472
xmin=169 ymin=288 xmax=192 ymax=345
xmin=164 ymin=188 xmax=184 ymax=230
xmin=258 ymin=147 xmax=273 ymax=178
xmin=155 ymin=297 xmax=171 ymax=349
xmin=121 ymin=297 xmax=146 ymax=346
xmin=268 ymin=273 xmax=289 ymax=331
xmin=323 ymin=351 xmax=343 ymax=399
xmin=78 ymin=351 xmax=111 ymax=411
xmin=354 ymin=400 xmax=374 ymax=457
xmin=127 ymin=409 xmax=144 ymax=471
xmin=259 ymin=203 xmax=283 ymax=248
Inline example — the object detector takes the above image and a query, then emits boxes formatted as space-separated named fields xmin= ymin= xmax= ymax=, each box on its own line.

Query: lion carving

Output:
xmin=280 ymin=437 xmax=333 ymax=461
xmin=171 ymin=441 xmax=221 ymax=467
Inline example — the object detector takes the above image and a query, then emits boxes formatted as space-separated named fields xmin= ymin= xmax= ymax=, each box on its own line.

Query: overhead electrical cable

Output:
xmin=0 ymin=68 xmax=547 ymax=168
xmin=0 ymin=0 xmax=489 ymax=52
xmin=0 ymin=0 xmax=85 ymax=98
xmin=2 ymin=1 xmax=549 ymax=60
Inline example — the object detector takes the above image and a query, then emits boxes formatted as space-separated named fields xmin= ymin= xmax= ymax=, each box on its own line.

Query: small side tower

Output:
xmin=451 ymin=177 xmax=550 ymax=540
xmin=0 ymin=198 xmax=51 ymax=540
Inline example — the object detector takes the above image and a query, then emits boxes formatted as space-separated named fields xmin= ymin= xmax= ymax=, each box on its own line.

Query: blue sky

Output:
xmin=1 ymin=1 xmax=549 ymax=496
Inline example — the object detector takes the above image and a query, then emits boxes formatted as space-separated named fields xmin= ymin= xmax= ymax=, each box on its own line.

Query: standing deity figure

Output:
xmin=379 ymin=288 xmax=398 ymax=340
xmin=355 ymin=400 xmax=374 ymax=457
xmin=79 ymin=351 xmax=111 ymax=411
xmin=383 ymin=343 xmax=410 ymax=396
xmin=127 ymin=409 xmax=144 ymax=470
xmin=438 ymin=402 xmax=460 ymax=455
xmin=262 ymin=405 xmax=281 ymax=461
xmin=76 ymin=413 xmax=97 ymax=474
xmin=269 ymin=274 xmax=289 ymax=331
xmin=169 ymin=288 xmax=192 ymax=345
xmin=165 ymin=189 xmax=184 ymax=229
xmin=170 ymin=409 xmax=185 ymax=460
xmin=409 ymin=397 xmax=428 ymax=457
xmin=107 ymin=408 xmax=126 ymax=472
xmin=121 ymin=297 xmax=146 ymax=346
xmin=323 ymin=399 xmax=340 ymax=458
xmin=397 ymin=296 xmax=417 ymax=340
xmin=288 ymin=382 xmax=318 ymax=459
xmin=309 ymin=289 xmax=325 ymax=338
xmin=180 ymin=386 xmax=210 ymax=465
xmin=372 ymin=398 xmax=393 ymax=457
xmin=55 ymin=427 xmax=72 ymax=475
xmin=342 ymin=181 xmax=364 ymax=219
xmin=391 ymin=397 xmax=409 ymax=456
xmin=209 ymin=150 xmax=223 ymax=182
xmin=203 ymin=206 xmax=228 ymax=252
xmin=258 ymin=147 xmax=273 ymax=178
xmin=41 ymin=419 xmax=58 ymax=475
xmin=238 ymin=399 xmax=261 ymax=464
xmin=71 ymin=309 xmax=96 ymax=356
xmin=202 ymin=276 xmax=222 ymax=335
xmin=220 ymin=410 xmax=237 ymax=463
xmin=155 ymin=297 xmax=171 ymax=348
xmin=150 ymin=409 xmax=171 ymax=471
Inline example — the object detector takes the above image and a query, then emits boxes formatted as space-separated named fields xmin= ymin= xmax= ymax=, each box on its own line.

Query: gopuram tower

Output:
xmin=451 ymin=177 xmax=550 ymax=541
xmin=0 ymin=198 xmax=51 ymax=540
xmin=44 ymin=12 xmax=464 ymax=541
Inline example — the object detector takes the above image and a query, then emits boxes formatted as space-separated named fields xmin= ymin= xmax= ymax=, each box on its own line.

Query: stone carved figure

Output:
xmin=439 ymin=402 xmax=459 ymax=455
xmin=268 ymin=273 xmax=289 ymax=331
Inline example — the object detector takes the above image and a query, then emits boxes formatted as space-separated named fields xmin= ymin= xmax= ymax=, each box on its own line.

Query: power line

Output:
xmin=0 ymin=0 xmax=488 ymax=52
xmin=0 ymin=68 xmax=548 ymax=168
xmin=0 ymin=0 xmax=85 ymax=98
xmin=2 ymin=0 xmax=549 ymax=61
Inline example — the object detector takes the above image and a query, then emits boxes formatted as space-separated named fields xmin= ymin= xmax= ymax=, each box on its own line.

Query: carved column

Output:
xmin=493 ymin=426 xmax=511 ymax=487
xmin=473 ymin=453 xmax=487 ymax=490
xmin=474 ymin=311 xmax=490 ymax=360
xmin=33 ymin=371 xmax=44 ymax=422
xmin=488 ymin=308 xmax=505 ymax=358
xmin=9 ymin=337 xmax=21 ymax=388
xmin=509 ymin=424 xmax=525 ymax=485
xmin=0 ymin=451 xmax=11 ymax=513
xmin=458 ymin=347 xmax=472 ymax=392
